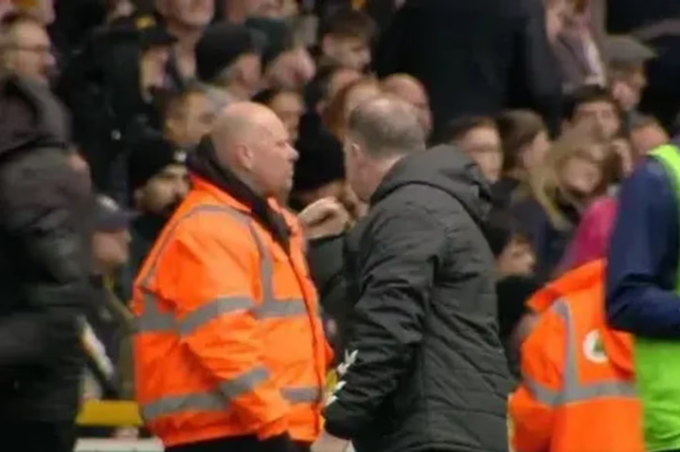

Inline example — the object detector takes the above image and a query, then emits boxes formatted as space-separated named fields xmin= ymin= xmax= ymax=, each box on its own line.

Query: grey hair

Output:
xmin=346 ymin=95 xmax=426 ymax=158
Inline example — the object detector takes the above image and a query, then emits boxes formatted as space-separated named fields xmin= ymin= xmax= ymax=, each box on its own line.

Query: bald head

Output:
xmin=210 ymin=101 xmax=297 ymax=198
xmin=381 ymin=74 xmax=431 ymax=136
xmin=382 ymin=74 xmax=426 ymax=101
xmin=347 ymin=95 xmax=426 ymax=158
xmin=212 ymin=102 xmax=280 ymax=151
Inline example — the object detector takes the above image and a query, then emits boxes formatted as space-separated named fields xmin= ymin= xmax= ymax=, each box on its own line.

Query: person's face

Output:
xmin=92 ymin=229 xmax=131 ymax=272
xmin=140 ymin=46 xmax=171 ymax=91
xmin=496 ymin=237 xmax=535 ymax=279
xmin=388 ymin=83 xmax=432 ymax=137
xmin=246 ymin=0 xmax=283 ymax=18
xmin=521 ymin=130 xmax=550 ymax=172
xmin=267 ymin=47 xmax=316 ymax=91
xmin=269 ymin=91 xmax=304 ymax=142
xmin=560 ymin=153 xmax=602 ymax=197
xmin=234 ymin=53 xmax=263 ymax=97
xmin=165 ymin=91 xmax=215 ymax=147
xmin=323 ymin=36 xmax=371 ymax=71
xmin=249 ymin=115 xmax=299 ymax=197
xmin=546 ymin=0 xmax=569 ymax=43
xmin=630 ymin=124 xmax=668 ymax=162
xmin=458 ymin=126 xmax=503 ymax=183
xmin=2 ymin=21 xmax=55 ymax=85
xmin=136 ymin=164 xmax=190 ymax=215
xmin=573 ymin=100 xmax=620 ymax=141
xmin=161 ymin=0 xmax=214 ymax=29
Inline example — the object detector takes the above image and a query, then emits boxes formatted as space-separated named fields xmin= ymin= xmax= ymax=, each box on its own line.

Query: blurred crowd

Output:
xmin=1 ymin=0 xmax=680 ymax=450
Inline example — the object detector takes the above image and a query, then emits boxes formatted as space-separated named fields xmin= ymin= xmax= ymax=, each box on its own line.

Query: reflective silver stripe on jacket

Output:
xmin=136 ymin=205 xmax=308 ymax=334
xmin=134 ymin=204 xmax=321 ymax=422
xmin=526 ymin=299 xmax=636 ymax=407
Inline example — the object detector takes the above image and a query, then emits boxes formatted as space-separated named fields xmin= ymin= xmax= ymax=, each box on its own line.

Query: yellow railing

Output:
xmin=77 ymin=400 xmax=143 ymax=427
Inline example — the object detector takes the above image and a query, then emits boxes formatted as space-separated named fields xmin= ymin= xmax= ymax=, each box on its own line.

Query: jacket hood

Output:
xmin=371 ymin=144 xmax=493 ymax=226
xmin=0 ymin=75 xmax=70 ymax=157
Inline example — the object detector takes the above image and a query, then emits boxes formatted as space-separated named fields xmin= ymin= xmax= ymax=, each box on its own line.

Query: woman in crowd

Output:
xmin=510 ymin=125 xmax=615 ymax=282
xmin=494 ymin=109 xmax=551 ymax=207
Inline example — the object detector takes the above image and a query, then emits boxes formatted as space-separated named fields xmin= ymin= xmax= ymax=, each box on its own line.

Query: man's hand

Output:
xmin=311 ymin=431 xmax=352 ymax=452
xmin=298 ymin=197 xmax=350 ymax=241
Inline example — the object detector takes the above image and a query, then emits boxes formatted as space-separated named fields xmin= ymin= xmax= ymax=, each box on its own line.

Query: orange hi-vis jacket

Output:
xmin=509 ymin=260 xmax=642 ymax=452
xmin=131 ymin=176 xmax=330 ymax=447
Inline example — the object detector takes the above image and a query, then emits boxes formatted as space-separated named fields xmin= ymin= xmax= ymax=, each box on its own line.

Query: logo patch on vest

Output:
xmin=583 ymin=330 xmax=608 ymax=363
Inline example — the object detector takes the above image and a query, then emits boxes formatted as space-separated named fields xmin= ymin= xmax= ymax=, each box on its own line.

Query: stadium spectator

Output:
xmin=196 ymin=22 xmax=263 ymax=110
xmin=439 ymin=115 xmax=503 ymax=184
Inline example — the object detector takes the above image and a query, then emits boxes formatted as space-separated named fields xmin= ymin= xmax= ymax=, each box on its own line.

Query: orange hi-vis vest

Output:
xmin=132 ymin=176 xmax=330 ymax=448
xmin=509 ymin=260 xmax=642 ymax=452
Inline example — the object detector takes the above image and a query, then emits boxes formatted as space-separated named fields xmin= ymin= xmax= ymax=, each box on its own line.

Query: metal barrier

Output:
xmin=75 ymin=439 xmax=163 ymax=452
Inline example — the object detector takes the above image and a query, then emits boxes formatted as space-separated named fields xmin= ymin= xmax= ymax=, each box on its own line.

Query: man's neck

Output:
xmin=366 ymin=155 xmax=403 ymax=200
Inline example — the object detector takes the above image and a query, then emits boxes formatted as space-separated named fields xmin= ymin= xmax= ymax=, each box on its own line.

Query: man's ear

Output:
xmin=321 ymin=35 xmax=336 ymax=59
xmin=236 ymin=144 xmax=256 ymax=171
xmin=350 ymin=141 xmax=363 ymax=161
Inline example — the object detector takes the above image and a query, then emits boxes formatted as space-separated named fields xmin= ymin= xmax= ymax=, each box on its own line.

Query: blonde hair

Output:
xmin=525 ymin=124 xmax=607 ymax=230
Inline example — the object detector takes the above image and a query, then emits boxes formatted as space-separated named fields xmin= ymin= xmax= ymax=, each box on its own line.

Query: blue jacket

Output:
xmin=606 ymin=157 xmax=680 ymax=338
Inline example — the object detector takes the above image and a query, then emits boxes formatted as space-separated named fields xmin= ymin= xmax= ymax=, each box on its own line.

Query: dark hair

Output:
xmin=563 ymin=84 xmax=616 ymax=120
xmin=496 ymin=110 xmax=547 ymax=172
xmin=437 ymin=115 xmax=497 ymax=145
xmin=485 ymin=208 xmax=528 ymax=257
xmin=304 ymin=64 xmax=346 ymax=109
xmin=320 ymin=7 xmax=375 ymax=41
xmin=347 ymin=95 xmax=426 ymax=158
xmin=160 ymin=83 xmax=206 ymax=122
xmin=629 ymin=113 xmax=662 ymax=133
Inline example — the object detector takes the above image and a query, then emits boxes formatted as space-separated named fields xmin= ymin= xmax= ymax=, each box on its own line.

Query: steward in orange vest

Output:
xmin=509 ymin=260 xmax=642 ymax=452
xmin=132 ymin=103 xmax=330 ymax=452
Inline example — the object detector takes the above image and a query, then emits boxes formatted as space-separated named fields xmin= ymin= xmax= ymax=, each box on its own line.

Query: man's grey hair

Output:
xmin=346 ymin=95 xmax=427 ymax=158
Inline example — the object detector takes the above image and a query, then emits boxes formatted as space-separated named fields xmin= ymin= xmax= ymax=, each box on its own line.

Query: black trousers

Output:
xmin=0 ymin=421 xmax=76 ymax=452
xmin=167 ymin=435 xmax=311 ymax=452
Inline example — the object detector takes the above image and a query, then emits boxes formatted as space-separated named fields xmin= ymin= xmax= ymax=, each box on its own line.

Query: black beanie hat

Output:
xmin=129 ymin=134 xmax=187 ymax=191
xmin=293 ymin=128 xmax=346 ymax=192
xmin=196 ymin=23 xmax=265 ymax=83
xmin=245 ymin=17 xmax=294 ymax=68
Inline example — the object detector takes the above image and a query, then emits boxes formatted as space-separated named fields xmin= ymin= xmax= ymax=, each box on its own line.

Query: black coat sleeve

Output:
xmin=323 ymin=205 xmax=445 ymax=439
xmin=0 ymin=150 xmax=92 ymax=367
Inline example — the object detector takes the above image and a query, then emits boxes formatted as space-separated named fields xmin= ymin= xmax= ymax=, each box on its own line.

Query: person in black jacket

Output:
xmin=374 ymin=0 xmax=562 ymax=138
xmin=0 ymin=75 xmax=93 ymax=451
xmin=316 ymin=96 xmax=511 ymax=452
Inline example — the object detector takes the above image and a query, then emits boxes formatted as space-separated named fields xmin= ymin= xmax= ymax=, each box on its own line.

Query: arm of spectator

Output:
xmin=323 ymin=205 xmax=442 ymax=439
xmin=0 ymin=151 xmax=91 ymax=366
xmin=606 ymin=160 xmax=680 ymax=338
